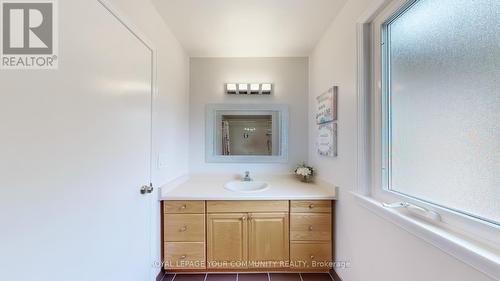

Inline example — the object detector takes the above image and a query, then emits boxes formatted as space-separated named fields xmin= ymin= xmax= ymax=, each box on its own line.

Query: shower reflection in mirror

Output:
xmin=221 ymin=115 xmax=273 ymax=156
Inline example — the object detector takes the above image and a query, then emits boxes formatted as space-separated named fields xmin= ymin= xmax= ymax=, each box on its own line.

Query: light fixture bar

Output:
xmin=225 ymin=83 xmax=273 ymax=95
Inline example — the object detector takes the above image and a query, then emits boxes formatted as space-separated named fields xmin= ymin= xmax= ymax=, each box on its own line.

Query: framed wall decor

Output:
xmin=316 ymin=85 xmax=338 ymax=157
xmin=317 ymin=122 xmax=337 ymax=157
xmin=316 ymin=85 xmax=338 ymax=124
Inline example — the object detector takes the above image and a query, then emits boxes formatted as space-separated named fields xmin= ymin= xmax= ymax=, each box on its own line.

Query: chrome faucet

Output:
xmin=243 ymin=171 xmax=253 ymax=181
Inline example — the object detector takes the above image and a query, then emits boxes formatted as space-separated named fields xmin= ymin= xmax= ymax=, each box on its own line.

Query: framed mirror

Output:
xmin=206 ymin=104 xmax=288 ymax=163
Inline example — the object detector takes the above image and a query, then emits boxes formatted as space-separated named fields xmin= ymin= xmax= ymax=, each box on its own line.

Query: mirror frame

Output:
xmin=205 ymin=104 xmax=289 ymax=163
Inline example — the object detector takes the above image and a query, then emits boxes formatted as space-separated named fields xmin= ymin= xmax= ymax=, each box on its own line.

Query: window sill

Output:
xmin=351 ymin=191 xmax=500 ymax=280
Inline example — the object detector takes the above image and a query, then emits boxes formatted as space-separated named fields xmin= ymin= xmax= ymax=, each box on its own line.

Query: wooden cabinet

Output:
xmin=207 ymin=213 xmax=248 ymax=269
xmin=163 ymin=199 xmax=333 ymax=272
xmin=248 ymin=212 xmax=289 ymax=268
xmin=290 ymin=213 xmax=331 ymax=241
xmin=163 ymin=201 xmax=206 ymax=270
xmin=290 ymin=200 xmax=333 ymax=270
xmin=207 ymin=200 xmax=289 ymax=213
xmin=291 ymin=200 xmax=332 ymax=213
xmin=207 ymin=201 xmax=289 ymax=270
xmin=290 ymin=241 xmax=332 ymax=267
xmin=164 ymin=214 xmax=205 ymax=242
xmin=164 ymin=200 xmax=205 ymax=214
xmin=164 ymin=242 xmax=205 ymax=269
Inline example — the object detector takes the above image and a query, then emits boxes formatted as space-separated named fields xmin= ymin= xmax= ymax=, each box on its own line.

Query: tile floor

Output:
xmin=161 ymin=273 xmax=334 ymax=281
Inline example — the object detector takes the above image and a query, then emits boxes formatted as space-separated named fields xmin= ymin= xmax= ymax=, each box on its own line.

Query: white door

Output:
xmin=0 ymin=1 xmax=153 ymax=280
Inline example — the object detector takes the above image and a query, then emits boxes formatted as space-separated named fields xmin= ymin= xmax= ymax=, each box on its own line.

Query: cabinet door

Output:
xmin=248 ymin=212 xmax=289 ymax=268
xmin=207 ymin=213 xmax=248 ymax=269
xmin=290 ymin=213 xmax=331 ymax=241
xmin=290 ymin=241 xmax=332 ymax=269
xmin=164 ymin=242 xmax=205 ymax=270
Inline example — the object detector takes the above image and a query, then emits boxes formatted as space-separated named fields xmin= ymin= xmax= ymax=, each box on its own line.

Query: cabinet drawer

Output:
xmin=164 ymin=201 xmax=205 ymax=214
xmin=164 ymin=242 xmax=205 ymax=269
xmin=290 ymin=213 xmax=331 ymax=241
xmin=290 ymin=241 xmax=332 ymax=269
xmin=164 ymin=214 xmax=205 ymax=242
xmin=290 ymin=200 xmax=331 ymax=213
xmin=207 ymin=200 xmax=289 ymax=213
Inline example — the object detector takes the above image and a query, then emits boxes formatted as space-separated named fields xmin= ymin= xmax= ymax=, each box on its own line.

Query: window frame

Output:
xmin=379 ymin=0 xmax=500 ymax=228
xmin=368 ymin=0 xmax=499 ymax=252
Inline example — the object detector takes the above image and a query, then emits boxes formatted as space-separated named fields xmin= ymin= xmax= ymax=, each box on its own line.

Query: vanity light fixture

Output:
xmin=261 ymin=83 xmax=272 ymax=95
xmin=226 ymin=83 xmax=237 ymax=94
xmin=238 ymin=83 xmax=249 ymax=94
xmin=225 ymin=83 xmax=273 ymax=95
xmin=250 ymin=83 xmax=260 ymax=94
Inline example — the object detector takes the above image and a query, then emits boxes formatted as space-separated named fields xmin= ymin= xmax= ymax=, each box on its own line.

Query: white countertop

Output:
xmin=160 ymin=174 xmax=337 ymax=200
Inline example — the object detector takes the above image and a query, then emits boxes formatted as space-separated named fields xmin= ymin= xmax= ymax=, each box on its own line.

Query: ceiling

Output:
xmin=152 ymin=0 xmax=348 ymax=57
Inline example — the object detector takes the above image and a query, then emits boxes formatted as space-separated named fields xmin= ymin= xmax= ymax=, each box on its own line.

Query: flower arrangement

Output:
xmin=294 ymin=163 xmax=315 ymax=183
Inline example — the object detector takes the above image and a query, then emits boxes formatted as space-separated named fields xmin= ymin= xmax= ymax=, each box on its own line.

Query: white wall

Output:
xmin=189 ymin=57 xmax=308 ymax=175
xmin=308 ymin=0 xmax=495 ymax=281
xmin=86 ymin=0 xmax=190 ymax=277
xmin=108 ymin=0 xmax=189 ymax=189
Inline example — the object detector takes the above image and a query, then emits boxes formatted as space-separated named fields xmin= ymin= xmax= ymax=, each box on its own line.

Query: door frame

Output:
xmin=95 ymin=1 xmax=159 ymax=280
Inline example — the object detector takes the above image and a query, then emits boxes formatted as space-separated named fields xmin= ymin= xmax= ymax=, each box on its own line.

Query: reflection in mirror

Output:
xmin=221 ymin=115 xmax=275 ymax=156
xmin=206 ymin=104 xmax=288 ymax=163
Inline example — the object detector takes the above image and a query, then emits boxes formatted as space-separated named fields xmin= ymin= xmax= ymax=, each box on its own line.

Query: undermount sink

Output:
xmin=224 ymin=181 xmax=269 ymax=193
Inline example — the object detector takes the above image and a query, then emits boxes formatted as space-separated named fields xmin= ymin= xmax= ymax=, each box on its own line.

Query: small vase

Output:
xmin=301 ymin=175 xmax=312 ymax=183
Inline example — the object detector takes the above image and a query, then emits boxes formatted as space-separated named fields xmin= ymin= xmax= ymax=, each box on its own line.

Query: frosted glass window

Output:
xmin=382 ymin=0 xmax=499 ymax=224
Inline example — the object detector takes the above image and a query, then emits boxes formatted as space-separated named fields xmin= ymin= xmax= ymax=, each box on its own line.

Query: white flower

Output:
xmin=296 ymin=167 xmax=311 ymax=176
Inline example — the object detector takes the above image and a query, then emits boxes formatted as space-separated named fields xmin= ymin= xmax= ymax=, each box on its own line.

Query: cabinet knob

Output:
xmin=308 ymin=225 xmax=313 ymax=231
xmin=180 ymin=226 xmax=187 ymax=232
xmin=180 ymin=255 xmax=187 ymax=260
xmin=241 ymin=216 xmax=247 ymax=221
xmin=309 ymin=203 xmax=315 ymax=209
xmin=179 ymin=204 xmax=187 ymax=210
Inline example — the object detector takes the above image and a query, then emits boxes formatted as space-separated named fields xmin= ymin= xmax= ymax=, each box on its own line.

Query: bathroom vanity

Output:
xmin=160 ymin=175 xmax=336 ymax=272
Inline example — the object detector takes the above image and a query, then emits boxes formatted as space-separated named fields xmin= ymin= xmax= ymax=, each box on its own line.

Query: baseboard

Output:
xmin=330 ymin=269 xmax=342 ymax=281
xmin=156 ymin=269 xmax=165 ymax=281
